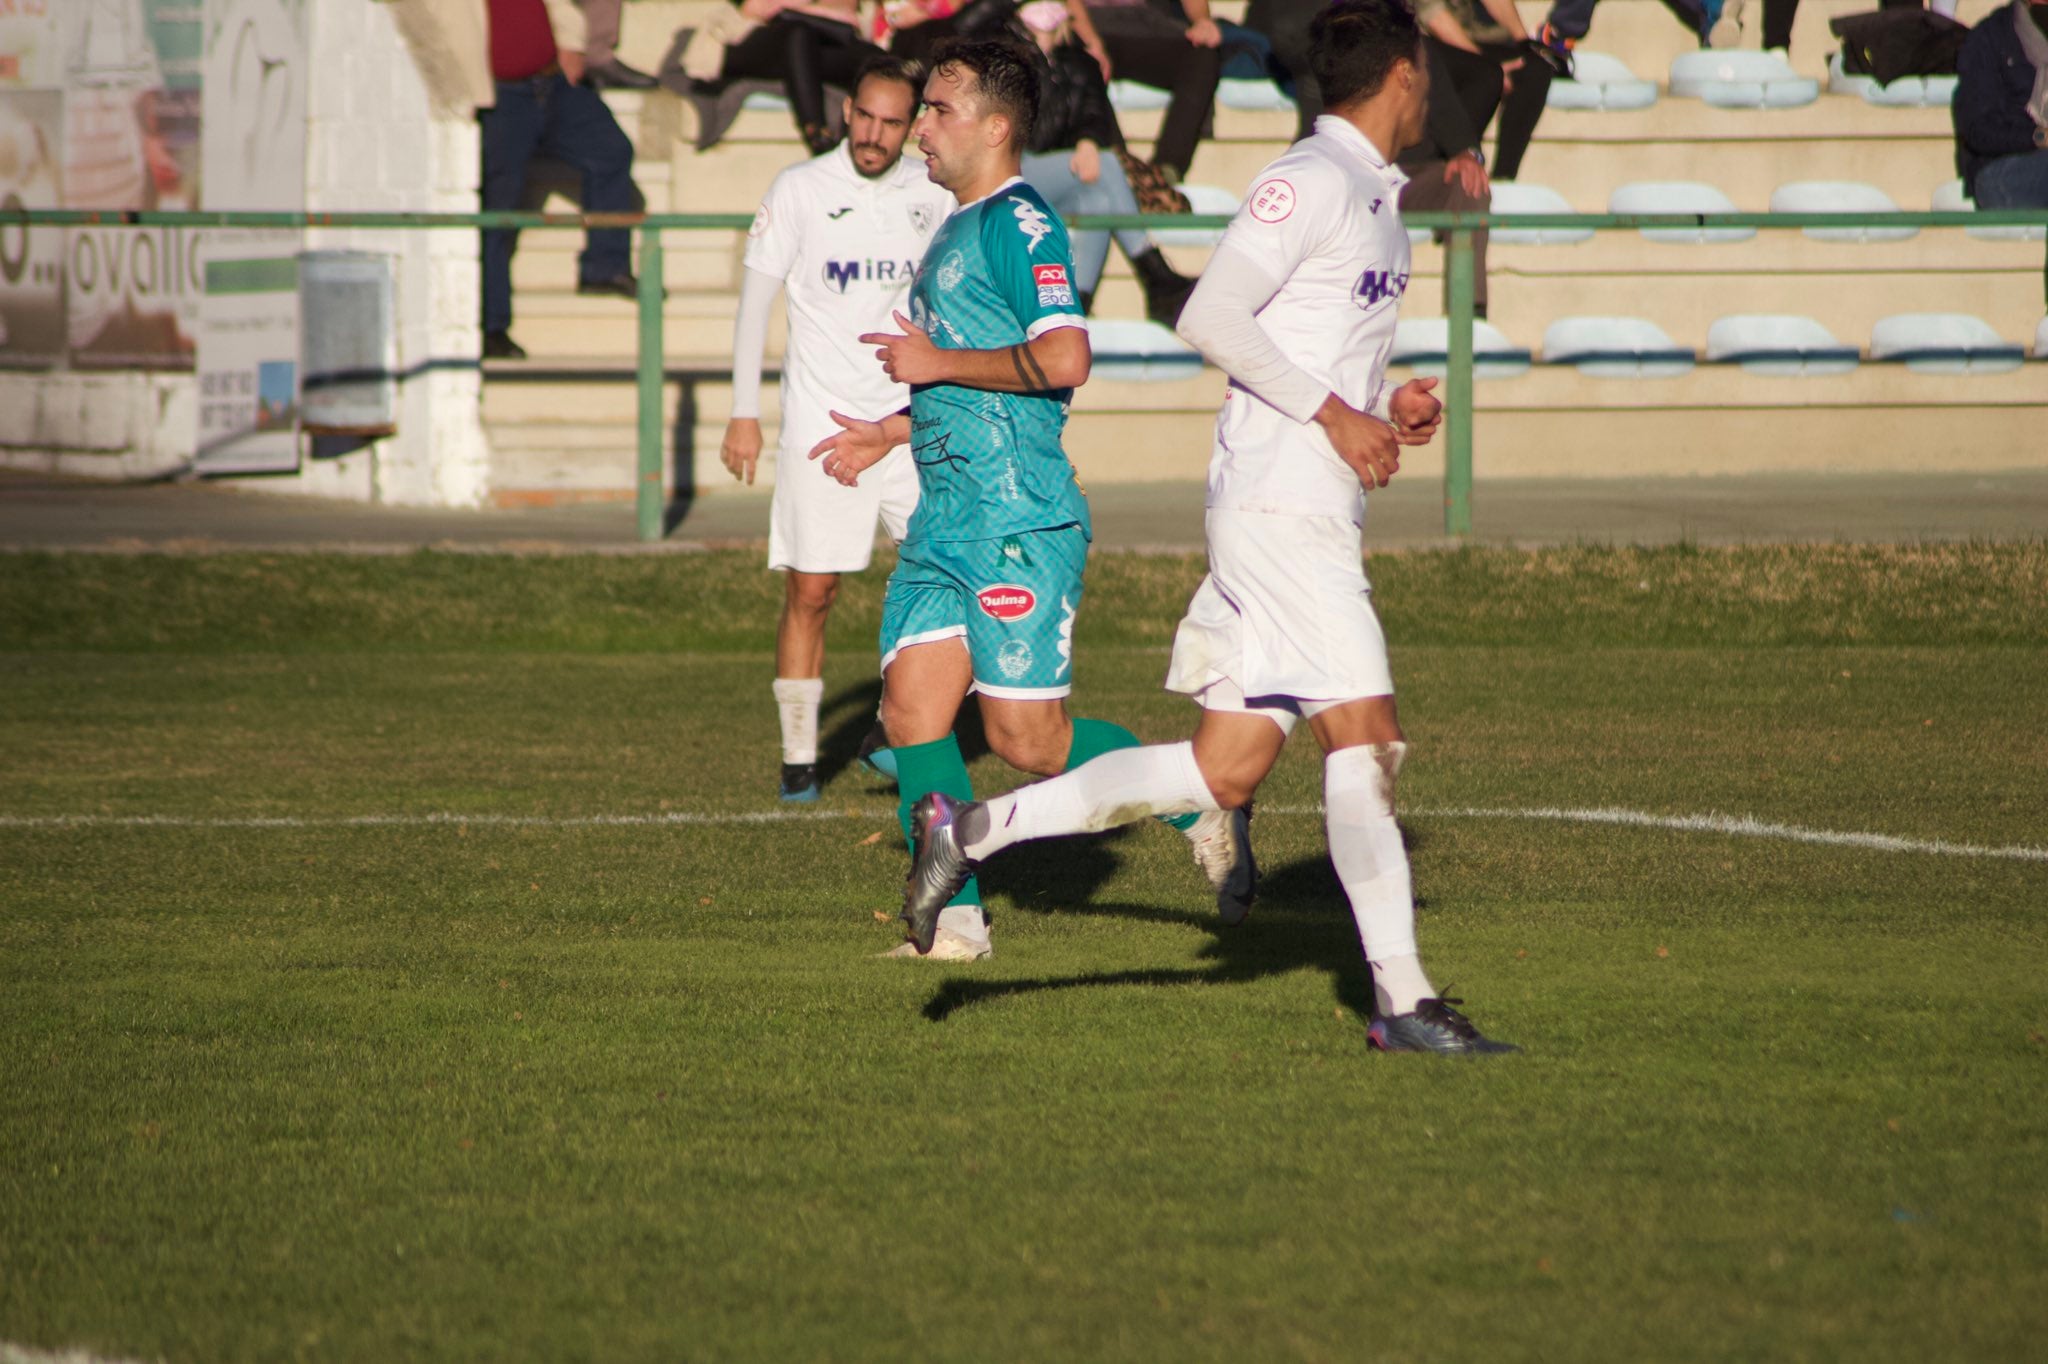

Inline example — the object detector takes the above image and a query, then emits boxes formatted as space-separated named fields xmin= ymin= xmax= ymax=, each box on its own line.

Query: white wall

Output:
xmin=0 ymin=0 xmax=490 ymax=507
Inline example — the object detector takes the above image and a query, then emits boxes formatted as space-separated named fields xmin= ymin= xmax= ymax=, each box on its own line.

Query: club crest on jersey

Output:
xmin=1033 ymin=263 xmax=1073 ymax=307
xmin=909 ymin=204 xmax=936 ymax=235
xmin=822 ymin=257 xmax=916 ymax=293
xmin=976 ymin=584 xmax=1037 ymax=622
xmin=1010 ymin=196 xmax=1054 ymax=252
xmin=1353 ymin=267 xmax=1410 ymax=311
xmin=936 ymin=250 xmax=966 ymax=291
xmin=1248 ymin=178 xmax=1296 ymax=223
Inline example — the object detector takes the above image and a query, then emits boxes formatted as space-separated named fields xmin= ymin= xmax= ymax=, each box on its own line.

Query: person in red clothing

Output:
xmin=481 ymin=0 xmax=641 ymax=360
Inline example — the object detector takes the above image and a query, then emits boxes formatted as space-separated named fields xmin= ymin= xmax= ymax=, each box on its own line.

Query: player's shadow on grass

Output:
xmin=923 ymin=852 xmax=1389 ymax=1026
xmin=816 ymin=678 xmax=887 ymax=789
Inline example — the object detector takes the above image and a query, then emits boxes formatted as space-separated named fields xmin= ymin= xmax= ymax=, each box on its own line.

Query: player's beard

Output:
xmin=851 ymin=143 xmax=899 ymax=179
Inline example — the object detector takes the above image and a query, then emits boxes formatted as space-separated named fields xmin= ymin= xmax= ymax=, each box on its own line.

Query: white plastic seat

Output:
xmin=1669 ymin=50 xmax=1818 ymax=108
xmin=1489 ymin=182 xmax=1592 ymax=245
xmin=1770 ymin=181 xmax=1915 ymax=242
xmin=1216 ymin=78 xmax=1295 ymax=112
xmin=1608 ymin=181 xmax=1755 ymax=243
xmin=1826 ymin=50 xmax=1878 ymax=98
xmin=2035 ymin=316 xmax=2048 ymax=359
xmin=1869 ymin=313 xmax=2025 ymax=374
xmin=1542 ymin=317 xmax=1695 ymax=377
xmin=1148 ymin=183 xmax=1238 ymax=249
xmin=1705 ymin=315 xmax=1860 ymax=376
xmin=1866 ymin=73 xmax=1958 ymax=108
xmin=1085 ymin=318 xmax=1203 ymax=382
xmin=1932 ymin=177 xmax=2048 ymax=242
xmin=741 ymin=90 xmax=790 ymax=112
xmin=1389 ymin=318 xmax=1533 ymax=378
xmin=1107 ymin=81 xmax=1172 ymax=112
xmin=1545 ymin=51 xmax=1658 ymax=111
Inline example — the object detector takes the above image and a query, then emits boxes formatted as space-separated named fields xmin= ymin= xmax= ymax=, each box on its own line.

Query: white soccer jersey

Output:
xmin=1206 ymin=116 xmax=1412 ymax=525
xmin=743 ymin=144 xmax=958 ymax=454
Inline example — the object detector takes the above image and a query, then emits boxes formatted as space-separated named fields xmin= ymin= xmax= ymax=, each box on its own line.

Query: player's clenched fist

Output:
xmin=1387 ymin=376 xmax=1442 ymax=446
xmin=859 ymin=311 xmax=947 ymax=387
xmin=1313 ymin=393 xmax=1402 ymax=490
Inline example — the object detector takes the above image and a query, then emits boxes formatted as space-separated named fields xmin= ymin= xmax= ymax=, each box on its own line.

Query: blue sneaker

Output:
xmin=857 ymin=722 xmax=898 ymax=782
xmin=1366 ymin=995 xmax=1518 ymax=1054
xmin=779 ymin=762 xmax=820 ymax=803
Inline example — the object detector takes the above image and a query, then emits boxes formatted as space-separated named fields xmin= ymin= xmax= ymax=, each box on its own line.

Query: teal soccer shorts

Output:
xmin=879 ymin=524 xmax=1088 ymax=699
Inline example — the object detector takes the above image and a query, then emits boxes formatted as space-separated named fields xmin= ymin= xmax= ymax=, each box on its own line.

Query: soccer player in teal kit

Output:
xmin=811 ymin=39 xmax=1252 ymax=959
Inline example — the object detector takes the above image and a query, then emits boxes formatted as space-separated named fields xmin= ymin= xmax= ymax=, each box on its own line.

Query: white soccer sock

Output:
xmin=772 ymin=677 xmax=823 ymax=764
xmin=962 ymin=741 xmax=1219 ymax=860
xmin=936 ymin=903 xmax=990 ymax=946
xmin=1324 ymin=743 xmax=1436 ymax=1017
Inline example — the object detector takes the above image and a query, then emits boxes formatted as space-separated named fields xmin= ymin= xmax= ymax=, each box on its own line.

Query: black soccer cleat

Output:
xmin=1367 ymin=995 xmax=1519 ymax=1055
xmin=856 ymin=721 xmax=898 ymax=783
xmin=903 ymin=792 xmax=982 ymax=954
xmin=779 ymin=762 xmax=820 ymax=803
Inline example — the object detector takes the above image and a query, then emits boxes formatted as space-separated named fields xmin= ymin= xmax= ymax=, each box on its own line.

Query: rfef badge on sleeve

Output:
xmin=1033 ymin=263 xmax=1073 ymax=307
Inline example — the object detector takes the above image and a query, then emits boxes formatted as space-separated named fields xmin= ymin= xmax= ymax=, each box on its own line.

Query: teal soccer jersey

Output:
xmin=903 ymin=179 xmax=1091 ymax=546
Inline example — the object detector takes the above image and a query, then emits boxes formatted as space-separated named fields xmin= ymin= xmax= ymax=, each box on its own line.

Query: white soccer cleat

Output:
xmin=880 ymin=927 xmax=993 ymax=961
xmin=1186 ymin=805 xmax=1258 ymax=925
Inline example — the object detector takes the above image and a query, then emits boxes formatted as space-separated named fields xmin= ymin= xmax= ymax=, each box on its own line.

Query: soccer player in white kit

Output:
xmin=899 ymin=0 xmax=1517 ymax=1053
xmin=721 ymin=56 xmax=958 ymax=803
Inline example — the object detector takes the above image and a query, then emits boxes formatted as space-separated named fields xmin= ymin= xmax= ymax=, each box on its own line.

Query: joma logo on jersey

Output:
xmin=822 ymin=258 xmax=917 ymax=293
xmin=976 ymin=584 xmax=1037 ymax=621
xmin=1009 ymin=197 xmax=1053 ymax=252
xmin=1353 ymin=268 xmax=1410 ymax=309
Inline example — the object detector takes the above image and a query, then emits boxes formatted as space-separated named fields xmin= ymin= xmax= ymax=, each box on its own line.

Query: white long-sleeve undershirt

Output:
xmin=728 ymin=265 xmax=782 ymax=421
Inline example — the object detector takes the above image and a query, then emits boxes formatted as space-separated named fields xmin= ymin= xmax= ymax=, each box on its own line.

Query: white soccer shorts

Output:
xmin=1165 ymin=506 xmax=1395 ymax=725
xmin=767 ymin=440 xmax=919 ymax=574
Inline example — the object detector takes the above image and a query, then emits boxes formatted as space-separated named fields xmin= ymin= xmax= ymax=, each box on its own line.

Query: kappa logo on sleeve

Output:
xmin=1010 ymin=196 xmax=1054 ymax=252
xmin=976 ymin=584 xmax=1037 ymax=622
xmin=1032 ymin=263 xmax=1073 ymax=308
xmin=1248 ymin=178 xmax=1297 ymax=223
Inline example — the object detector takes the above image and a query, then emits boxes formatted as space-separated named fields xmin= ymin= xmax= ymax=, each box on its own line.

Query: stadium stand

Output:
xmin=1542 ymin=316 xmax=1697 ymax=375
xmin=485 ymin=0 xmax=2045 ymax=500
xmin=1769 ymin=179 xmax=1917 ymax=241
xmin=1608 ymin=180 xmax=1756 ymax=241
xmin=1668 ymin=48 xmax=1819 ymax=106
xmin=1390 ymin=318 xmax=1537 ymax=378
xmin=1542 ymin=49 xmax=1660 ymax=109
xmin=1705 ymin=314 xmax=1862 ymax=374
xmin=1869 ymin=313 xmax=2027 ymax=374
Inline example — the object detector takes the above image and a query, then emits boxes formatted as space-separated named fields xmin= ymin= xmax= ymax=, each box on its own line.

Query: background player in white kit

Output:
xmin=900 ymin=0 xmax=1518 ymax=1053
xmin=721 ymin=56 xmax=958 ymax=803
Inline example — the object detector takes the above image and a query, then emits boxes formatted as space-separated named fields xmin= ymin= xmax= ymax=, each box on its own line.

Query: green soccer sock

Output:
xmin=1065 ymin=717 xmax=1200 ymax=832
xmin=893 ymin=734 xmax=982 ymax=910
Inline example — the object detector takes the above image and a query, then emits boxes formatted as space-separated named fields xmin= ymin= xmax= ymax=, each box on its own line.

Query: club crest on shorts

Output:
xmin=1033 ymin=263 xmax=1073 ymax=307
xmin=976 ymin=583 xmax=1037 ymax=622
xmin=996 ymin=640 xmax=1035 ymax=680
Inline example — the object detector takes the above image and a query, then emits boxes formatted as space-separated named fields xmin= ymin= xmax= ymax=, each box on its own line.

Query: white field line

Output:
xmin=0 ymin=804 xmax=2043 ymax=863
xmin=1 ymin=1345 xmax=152 ymax=1364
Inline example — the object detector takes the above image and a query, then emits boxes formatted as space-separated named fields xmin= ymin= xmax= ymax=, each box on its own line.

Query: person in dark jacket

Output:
xmin=1014 ymin=1 xmax=1197 ymax=323
xmin=1954 ymin=0 xmax=2048 ymax=302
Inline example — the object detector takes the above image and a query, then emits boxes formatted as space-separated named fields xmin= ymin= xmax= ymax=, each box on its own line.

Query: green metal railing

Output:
xmin=12 ymin=206 xmax=2046 ymax=542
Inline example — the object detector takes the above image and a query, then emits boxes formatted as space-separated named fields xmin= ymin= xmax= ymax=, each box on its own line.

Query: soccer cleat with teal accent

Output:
xmin=1366 ymin=995 xmax=1519 ymax=1054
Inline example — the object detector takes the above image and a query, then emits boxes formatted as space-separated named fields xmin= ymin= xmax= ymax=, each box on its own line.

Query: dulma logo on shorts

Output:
xmin=976 ymin=584 xmax=1037 ymax=621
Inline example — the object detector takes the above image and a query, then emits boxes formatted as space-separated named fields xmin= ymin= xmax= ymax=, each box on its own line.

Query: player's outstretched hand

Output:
xmin=1388 ymin=377 xmax=1443 ymax=446
xmin=720 ymin=417 xmax=763 ymax=484
xmin=859 ymin=311 xmax=946 ymax=387
xmin=1314 ymin=394 xmax=1401 ymax=490
xmin=808 ymin=410 xmax=891 ymax=487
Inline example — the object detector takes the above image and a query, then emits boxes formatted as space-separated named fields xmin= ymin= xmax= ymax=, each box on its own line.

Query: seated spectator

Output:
xmin=1534 ymin=0 xmax=1735 ymax=61
xmin=1954 ymin=0 xmax=2048 ymax=303
xmin=882 ymin=0 xmax=1018 ymax=65
xmin=1243 ymin=0 xmax=1325 ymax=138
xmin=1417 ymin=0 xmax=1553 ymax=183
xmin=481 ymin=0 xmax=639 ymax=361
xmin=1014 ymin=0 xmax=1198 ymax=322
xmin=1752 ymin=0 xmax=1962 ymax=59
xmin=578 ymin=0 xmax=661 ymax=88
xmin=716 ymin=0 xmax=887 ymax=153
xmin=1066 ymin=0 xmax=1223 ymax=182
xmin=1396 ymin=33 xmax=1496 ymax=319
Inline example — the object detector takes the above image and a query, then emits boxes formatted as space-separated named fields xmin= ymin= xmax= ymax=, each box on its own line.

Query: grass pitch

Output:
xmin=2 ymin=543 xmax=2045 ymax=1363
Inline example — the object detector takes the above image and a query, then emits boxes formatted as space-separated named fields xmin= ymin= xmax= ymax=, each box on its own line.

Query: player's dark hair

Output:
xmin=855 ymin=53 xmax=926 ymax=107
xmin=1310 ymin=0 xmax=1424 ymax=112
xmin=929 ymin=37 xmax=1039 ymax=147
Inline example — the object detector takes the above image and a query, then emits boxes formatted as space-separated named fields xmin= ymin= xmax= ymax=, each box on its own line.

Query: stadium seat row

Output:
xmin=1080 ymin=315 xmax=2048 ymax=382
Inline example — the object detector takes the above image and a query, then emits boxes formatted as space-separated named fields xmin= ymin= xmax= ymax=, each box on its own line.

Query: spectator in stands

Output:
xmin=716 ymin=0 xmax=889 ymax=153
xmin=481 ymin=0 xmax=640 ymax=362
xmin=1014 ymin=0 xmax=1199 ymax=322
xmin=1396 ymin=29 xmax=1495 ymax=319
xmin=882 ymin=0 xmax=1018 ymax=65
xmin=1954 ymin=0 xmax=2048 ymax=301
xmin=1066 ymin=0 xmax=1224 ymax=181
xmin=579 ymin=0 xmax=661 ymax=88
xmin=1417 ymin=0 xmax=1553 ymax=182
xmin=1534 ymin=0 xmax=1738 ymax=61
xmin=1244 ymin=0 xmax=1327 ymax=138
xmin=1745 ymin=0 xmax=1963 ymax=59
